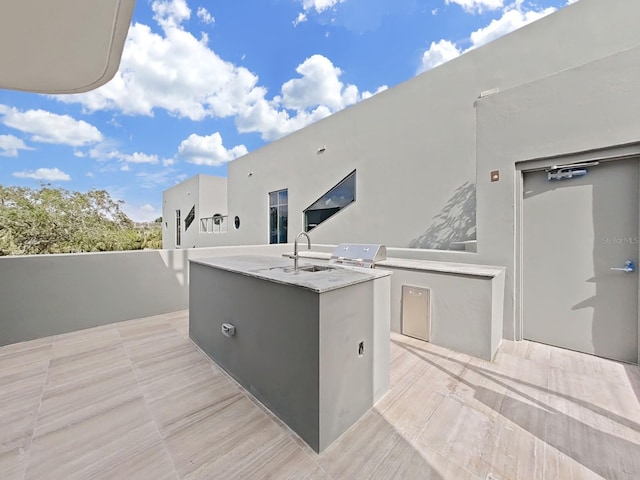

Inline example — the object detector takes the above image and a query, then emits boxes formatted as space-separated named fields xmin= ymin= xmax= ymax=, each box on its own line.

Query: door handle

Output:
xmin=611 ymin=260 xmax=635 ymax=273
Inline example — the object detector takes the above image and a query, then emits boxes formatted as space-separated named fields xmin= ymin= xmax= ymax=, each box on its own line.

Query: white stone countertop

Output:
xmin=293 ymin=251 xmax=504 ymax=278
xmin=190 ymin=255 xmax=390 ymax=293
xmin=376 ymin=258 xmax=505 ymax=278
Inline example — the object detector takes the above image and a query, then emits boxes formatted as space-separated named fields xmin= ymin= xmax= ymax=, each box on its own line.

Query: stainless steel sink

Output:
xmin=268 ymin=264 xmax=336 ymax=273
xmin=297 ymin=265 xmax=334 ymax=273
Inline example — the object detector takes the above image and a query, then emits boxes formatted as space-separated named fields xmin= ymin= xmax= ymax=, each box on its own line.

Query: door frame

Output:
xmin=514 ymin=143 xmax=640 ymax=362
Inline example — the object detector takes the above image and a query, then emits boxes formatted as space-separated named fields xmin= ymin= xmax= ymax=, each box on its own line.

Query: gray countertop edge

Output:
xmin=189 ymin=255 xmax=390 ymax=294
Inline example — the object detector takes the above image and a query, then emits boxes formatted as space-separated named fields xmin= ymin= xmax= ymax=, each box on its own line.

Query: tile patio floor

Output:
xmin=1 ymin=310 xmax=639 ymax=479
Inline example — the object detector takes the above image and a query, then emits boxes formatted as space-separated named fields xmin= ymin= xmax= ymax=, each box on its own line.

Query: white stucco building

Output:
xmin=162 ymin=175 xmax=228 ymax=249
xmin=163 ymin=0 xmax=640 ymax=364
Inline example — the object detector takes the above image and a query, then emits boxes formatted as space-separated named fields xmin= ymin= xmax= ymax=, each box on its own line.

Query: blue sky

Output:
xmin=0 ymin=0 xmax=577 ymax=221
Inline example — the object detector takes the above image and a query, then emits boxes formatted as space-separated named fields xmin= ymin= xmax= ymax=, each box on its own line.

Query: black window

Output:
xmin=185 ymin=205 xmax=195 ymax=231
xmin=304 ymin=170 xmax=355 ymax=231
xmin=175 ymin=209 xmax=181 ymax=246
xmin=269 ymin=189 xmax=288 ymax=244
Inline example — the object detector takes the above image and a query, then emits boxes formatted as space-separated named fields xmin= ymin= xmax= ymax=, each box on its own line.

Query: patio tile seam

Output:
xmin=21 ymin=352 xmax=52 ymax=480
xmin=117 ymin=320 xmax=182 ymax=480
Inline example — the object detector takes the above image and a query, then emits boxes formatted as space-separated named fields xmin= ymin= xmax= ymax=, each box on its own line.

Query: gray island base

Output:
xmin=189 ymin=255 xmax=391 ymax=452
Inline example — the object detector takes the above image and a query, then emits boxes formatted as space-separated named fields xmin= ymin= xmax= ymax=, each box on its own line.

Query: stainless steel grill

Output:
xmin=329 ymin=243 xmax=387 ymax=268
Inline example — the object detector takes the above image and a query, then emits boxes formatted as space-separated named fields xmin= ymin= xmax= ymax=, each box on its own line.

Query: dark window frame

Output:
xmin=175 ymin=209 xmax=181 ymax=246
xmin=184 ymin=205 xmax=195 ymax=231
xmin=304 ymin=170 xmax=356 ymax=232
xmin=269 ymin=188 xmax=288 ymax=244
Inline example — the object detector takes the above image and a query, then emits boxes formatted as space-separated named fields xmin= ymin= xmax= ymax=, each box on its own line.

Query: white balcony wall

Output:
xmin=0 ymin=244 xmax=291 ymax=346
xmin=2 ymin=243 xmax=506 ymax=362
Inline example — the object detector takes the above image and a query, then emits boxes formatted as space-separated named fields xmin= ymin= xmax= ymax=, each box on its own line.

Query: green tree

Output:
xmin=0 ymin=185 xmax=160 ymax=255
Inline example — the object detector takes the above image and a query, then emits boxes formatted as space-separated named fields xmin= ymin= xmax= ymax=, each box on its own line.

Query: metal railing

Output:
xmin=200 ymin=215 xmax=228 ymax=233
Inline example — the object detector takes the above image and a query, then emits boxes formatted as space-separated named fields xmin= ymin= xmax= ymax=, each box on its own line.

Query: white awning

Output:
xmin=0 ymin=0 xmax=135 ymax=94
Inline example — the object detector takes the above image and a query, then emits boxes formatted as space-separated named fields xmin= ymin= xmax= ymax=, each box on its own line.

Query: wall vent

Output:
xmin=401 ymin=285 xmax=431 ymax=342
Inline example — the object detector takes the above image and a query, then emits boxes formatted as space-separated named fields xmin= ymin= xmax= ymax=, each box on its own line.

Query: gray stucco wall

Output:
xmin=381 ymin=266 xmax=504 ymax=361
xmin=318 ymin=282 xmax=374 ymax=451
xmin=162 ymin=174 xmax=199 ymax=249
xmin=219 ymin=0 xmax=639 ymax=250
xmin=0 ymin=244 xmax=292 ymax=346
xmin=189 ymin=262 xmax=321 ymax=451
xmin=476 ymin=44 xmax=640 ymax=339
xmin=190 ymin=261 xmax=382 ymax=452
xmin=197 ymin=175 xmax=229 ymax=246
xmin=292 ymin=248 xmax=504 ymax=360
xmin=198 ymin=175 xmax=228 ymax=220
xmin=162 ymin=175 xmax=228 ymax=249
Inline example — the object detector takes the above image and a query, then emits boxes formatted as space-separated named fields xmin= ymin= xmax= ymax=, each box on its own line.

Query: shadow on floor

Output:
xmin=625 ymin=363 xmax=640 ymax=404
xmin=393 ymin=339 xmax=640 ymax=479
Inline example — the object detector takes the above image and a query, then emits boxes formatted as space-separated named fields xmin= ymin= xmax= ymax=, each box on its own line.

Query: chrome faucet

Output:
xmin=292 ymin=232 xmax=311 ymax=271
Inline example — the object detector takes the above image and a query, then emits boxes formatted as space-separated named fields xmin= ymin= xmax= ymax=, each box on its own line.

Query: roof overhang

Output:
xmin=0 ymin=0 xmax=135 ymax=94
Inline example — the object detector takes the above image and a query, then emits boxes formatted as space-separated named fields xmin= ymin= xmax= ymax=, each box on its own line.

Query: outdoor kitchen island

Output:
xmin=189 ymin=255 xmax=391 ymax=453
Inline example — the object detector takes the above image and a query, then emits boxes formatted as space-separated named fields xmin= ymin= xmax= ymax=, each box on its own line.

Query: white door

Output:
xmin=523 ymin=158 xmax=639 ymax=363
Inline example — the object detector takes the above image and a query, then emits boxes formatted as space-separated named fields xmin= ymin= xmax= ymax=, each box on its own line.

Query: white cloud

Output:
xmin=196 ymin=7 xmax=215 ymax=24
xmin=122 ymin=202 xmax=160 ymax=222
xmin=0 ymin=105 xmax=103 ymax=147
xmin=0 ymin=134 xmax=34 ymax=157
xmin=293 ymin=12 xmax=307 ymax=26
xmin=301 ymin=0 xmax=344 ymax=14
xmin=237 ymin=54 xmax=382 ymax=141
xmin=88 ymin=145 xmax=160 ymax=165
xmin=236 ymin=99 xmax=332 ymax=142
xmin=152 ymin=0 xmax=190 ymax=29
xmin=56 ymin=2 xmax=263 ymax=122
xmin=361 ymin=85 xmax=388 ymax=100
xmin=121 ymin=152 xmax=160 ymax=164
xmin=177 ymin=132 xmax=247 ymax=166
xmin=418 ymin=2 xmax=556 ymax=72
xmin=13 ymin=167 xmax=71 ymax=181
xmin=469 ymin=4 xmax=556 ymax=48
xmin=135 ymin=169 xmax=178 ymax=189
xmin=280 ymin=55 xmax=358 ymax=111
xmin=446 ymin=0 xmax=504 ymax=14
xmin=418 ymin=40 xmax=461 ymax=73
xmin=54 ymin=1 xmax=383 ymax=142
xmin=107 ymin=116 xmax=122 ymax=128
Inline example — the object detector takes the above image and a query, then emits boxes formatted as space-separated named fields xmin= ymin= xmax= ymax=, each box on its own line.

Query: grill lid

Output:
xmin=329 ymin=243 xmax=387 ymax=268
